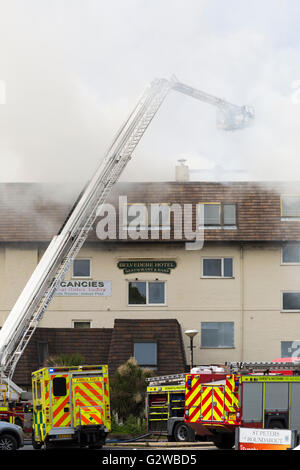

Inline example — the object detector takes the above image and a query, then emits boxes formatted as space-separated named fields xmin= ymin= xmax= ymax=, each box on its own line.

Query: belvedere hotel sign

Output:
xmin=117 ymin=260 xmax=177 ymax=274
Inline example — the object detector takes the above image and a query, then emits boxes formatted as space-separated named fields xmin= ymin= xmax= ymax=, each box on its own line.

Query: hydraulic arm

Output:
xmin=0 ymin=77 xmax=254 ymax=390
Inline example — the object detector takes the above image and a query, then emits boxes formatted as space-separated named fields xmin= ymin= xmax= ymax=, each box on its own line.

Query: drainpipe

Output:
xmin=240 ymin=244 xmax=245 ymax=361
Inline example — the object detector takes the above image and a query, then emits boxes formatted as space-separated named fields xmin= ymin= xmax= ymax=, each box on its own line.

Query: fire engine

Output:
xmin=146 ymin=366 xmax=228 ymax=442
xmin=184 ymin=361 xmax=300 ymax=449
xmin=0 ymin=77 xmax=253 ymax=439
xmin=31 ymin=365 xmax=111 ymax=449
xmin=0 ymin=383 xmax=31 ymax=430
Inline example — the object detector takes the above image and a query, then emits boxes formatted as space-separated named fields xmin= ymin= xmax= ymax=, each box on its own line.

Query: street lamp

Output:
xmin=185 ymin=329 xmax=199 ymax=370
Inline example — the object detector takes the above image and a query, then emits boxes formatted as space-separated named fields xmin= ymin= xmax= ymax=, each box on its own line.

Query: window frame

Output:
xmin=281 ymin=340 xmax=300 ymax=358
xmin=281 ymin=195 xmax=300 ymax=220
xmin=199 ymin=202 xmax=221 ymax=227
xmin=222 ymin=203 xmax=237 ymax=227
xmin=198 ymin=202 xmax=237 ymax=228
xmin=124 ymin=203 xmax=171 ymax=231
xmin=133 ymin=341 xmax=158 ymax=369
xmin=200 ymin=321 xmax=235 ymax=349
xmin=201 ymin=257 xmax=234 ymax=278
xmin=124 ymin=203 xmax=148 ymax=231
xmin=127 ymin=280 xmax=167 ymax=306
xmin=72 ymin=258 xmax=92 ymax=278
xmin=281 ymin=243 xmax=300 ymax=265
xmin=37 ymin=341 xmax=49 ymax=368
xmin=52 ymin=377 xmax=67 ymax=397
xmin=72 ymin=320 xmax=92 ymax=329
xmin=282 ymin=291 xmax=300 ymax=312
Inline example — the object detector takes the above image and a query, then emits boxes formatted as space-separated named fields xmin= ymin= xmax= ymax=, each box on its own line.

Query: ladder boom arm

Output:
xmin=0 ymin=77 xmax=253 ymax=387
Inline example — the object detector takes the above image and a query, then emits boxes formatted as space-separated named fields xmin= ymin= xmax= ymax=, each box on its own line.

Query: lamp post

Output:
xmin=185 ymin=329 xmax=199 ymax=370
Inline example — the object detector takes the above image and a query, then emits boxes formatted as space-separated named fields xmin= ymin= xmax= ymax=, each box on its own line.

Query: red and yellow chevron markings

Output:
xmin=52 ymin=375 xmax=72 ymax=428
xmin=224 ymin=375 xmax=240 ymax=424
xmin=185 ymin=375 xmax=202 ymax=423
xmin=74 ymin=379 xmax=103 ymax=426
xmin=200 ymin=386 xmax=225 ymax=422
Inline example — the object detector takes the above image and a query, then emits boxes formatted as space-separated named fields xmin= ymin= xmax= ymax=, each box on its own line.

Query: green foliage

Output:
xmin=111 ymin=415 xmax=147 ymax=436
xmin=44 ymin=353 xmax=85 ymax=367
xmin=110 ymin=357 xmax=153 ymax=421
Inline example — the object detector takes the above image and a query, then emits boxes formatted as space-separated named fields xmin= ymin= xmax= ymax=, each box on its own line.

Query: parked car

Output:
xmin=0 ymin=421 xmax=24 ymax=450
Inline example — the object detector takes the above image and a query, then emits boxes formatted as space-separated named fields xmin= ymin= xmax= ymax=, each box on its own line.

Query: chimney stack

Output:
xmin=175 ymin=159 xmax=189 ymax=182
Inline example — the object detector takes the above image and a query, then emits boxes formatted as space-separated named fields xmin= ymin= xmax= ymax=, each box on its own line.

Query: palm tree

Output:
xmin=44 ymin=353 xmax=85 ymax=367
xmin=110 ymin=357 xmax=153 ymax=422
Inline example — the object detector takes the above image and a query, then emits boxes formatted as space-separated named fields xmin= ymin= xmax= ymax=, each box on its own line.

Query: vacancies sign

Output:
xmin=56 ymin=280 xmax=111 ymax=296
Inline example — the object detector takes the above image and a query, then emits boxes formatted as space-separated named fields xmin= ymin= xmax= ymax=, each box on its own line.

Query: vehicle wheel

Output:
xmin=174 ymin=422 xmax=194 ymax=442
xmin=32 ymin=430 xmax=43 ymax=449
xmin=0 ymin=434 xmax=18 ymax=450
xmin=213 ymin=434 xmax=235 ymax=450
xmin=32 ymin=439 xmax=43 ymax=450
xmin=15 ymin=418 xmax=23 ymax=428
xmin=88 ymin=441 xmax=104 ymax=449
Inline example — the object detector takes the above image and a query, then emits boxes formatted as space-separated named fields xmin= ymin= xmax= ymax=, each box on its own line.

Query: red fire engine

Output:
xmin=184 ymin=361 xmax=300 ymax=449
xmin=0 ymin=383 xmax=32 ymax=431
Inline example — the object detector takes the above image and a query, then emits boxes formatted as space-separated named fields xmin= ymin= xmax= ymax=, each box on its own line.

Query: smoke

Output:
xmin=0 ymin=0 xmax=300 ymax=184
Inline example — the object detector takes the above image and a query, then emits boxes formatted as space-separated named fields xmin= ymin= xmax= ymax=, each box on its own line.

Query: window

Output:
xmin=223 ymin=204 xmax=236 ymax=226
xmin=281 ymin=341 xmax=300 ymax=358
xmin=35 ymin=380 xmax=42 ymax=400
xmin=203 ymin=203 xmax=221 ymax=225
xmin=73 ymin=321 xmax=91 ymax=329
xmin=52 ymin=377 xmax=67 ymax=397
xmin=201 ymin=322 xmax=234 ymax=348
xmin=73 ymin=259 xmax=91 ymax=277
xmin=37 ymin=341 xmax=49 ymax=367
xmin=134 ymin=342 xmax=157 ymax=368
xmin=149 ymin=204 xmax=171 ymax=230
xmin=282 ymin=292 xmax=300 ymax=311
xmin=128 ymin=281 xmax=166 ymax=305
xmin=281 ymin=196 xmax=300 ymax=219
xmin=282 ymin=243 xmax=300 ymax=263
xmin=199 ymin=203 xmax=236 ymax=227
xmin=202 ymin=257 xmax=233 ymax=278
xmin=125 ymin=203 xmax=171 ymax=230
xmin=125 ymin=203 xmax=148 ymax=230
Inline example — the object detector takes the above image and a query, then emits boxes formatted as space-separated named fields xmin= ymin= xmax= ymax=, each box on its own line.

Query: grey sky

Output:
xmin=1 ymin=0 xmax=300 ymax=183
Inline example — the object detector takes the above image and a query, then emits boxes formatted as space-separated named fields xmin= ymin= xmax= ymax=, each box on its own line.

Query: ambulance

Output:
xmin=31 ymin=364 xmax=111 ymax=449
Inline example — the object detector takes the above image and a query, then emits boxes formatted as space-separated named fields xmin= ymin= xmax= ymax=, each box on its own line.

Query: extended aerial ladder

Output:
xmin=0 ymin=76 xmax=254 ymax=393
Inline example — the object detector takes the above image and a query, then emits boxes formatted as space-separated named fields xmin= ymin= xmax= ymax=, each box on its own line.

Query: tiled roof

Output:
xmin=107 ymin=318 xmax=187 ymax=376
xmin=13 ymin=327 xmax=113 ymax=386
xmin=1 ymin=181 xmax=300 ymax=242
xmin=12 ymin=319 xmax=187 ymax=385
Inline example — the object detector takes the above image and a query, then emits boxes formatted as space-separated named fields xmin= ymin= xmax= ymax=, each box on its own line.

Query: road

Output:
xmin=21 ymin=439 xmax=218 ymax=451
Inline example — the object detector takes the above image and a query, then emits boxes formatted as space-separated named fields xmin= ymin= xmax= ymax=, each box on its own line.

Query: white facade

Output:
xmin=2 ymin=240 xmax=300 ymax=365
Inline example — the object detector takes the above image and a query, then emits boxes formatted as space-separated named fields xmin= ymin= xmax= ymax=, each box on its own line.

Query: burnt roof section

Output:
xmin=1 ymin=181 xmax=300 ymax=242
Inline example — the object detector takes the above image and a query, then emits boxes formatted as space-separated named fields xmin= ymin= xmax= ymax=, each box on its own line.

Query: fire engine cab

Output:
xmin=184 ymin=361 xmax=300 ymax=449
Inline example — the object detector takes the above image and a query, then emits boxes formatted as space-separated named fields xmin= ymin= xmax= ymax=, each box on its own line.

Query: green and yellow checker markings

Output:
xmin=33 ymin=410 xmax=47 ymax=442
